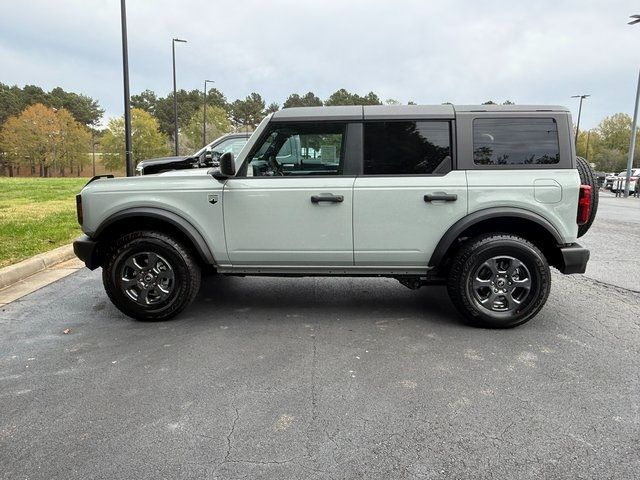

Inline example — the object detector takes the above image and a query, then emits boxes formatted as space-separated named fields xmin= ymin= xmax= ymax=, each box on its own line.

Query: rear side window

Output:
xmin=364 ymin=121 xmax=452 ymax=175
xmin=473 ymin=118 xmax=560 ymax=165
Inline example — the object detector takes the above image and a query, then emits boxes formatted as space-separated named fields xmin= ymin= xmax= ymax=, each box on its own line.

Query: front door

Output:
xmin=223 ymin=122 xmax=355 ymax=266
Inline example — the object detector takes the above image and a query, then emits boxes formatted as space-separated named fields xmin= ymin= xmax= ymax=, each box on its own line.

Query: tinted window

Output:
xmin=247 ymin=123 xmax=344 ymax=176
xmin=473 ymin=118 xmax=560 ymax=165
xmin=364 ymin=121 xmax=451 ymax=175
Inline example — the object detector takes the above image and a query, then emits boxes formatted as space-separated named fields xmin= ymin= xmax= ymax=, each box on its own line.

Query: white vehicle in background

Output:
xmin=604 ymin=172 xmax=618 ymax=190
xmin=610 ymin=168 xmax=640 ymax=193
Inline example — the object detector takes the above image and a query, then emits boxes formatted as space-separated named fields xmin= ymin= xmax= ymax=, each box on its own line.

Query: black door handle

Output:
xmin=424 ymin=193 xmax=457 ymax=202
xmin=311 ymin=194 xmax=344 ymax=203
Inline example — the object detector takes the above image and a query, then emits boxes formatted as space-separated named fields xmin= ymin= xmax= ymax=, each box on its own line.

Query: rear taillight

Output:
xmin=577 ymin=185 xmax=592 ymax=225
xmin=76 ymin=194 xmax=83 ymax=225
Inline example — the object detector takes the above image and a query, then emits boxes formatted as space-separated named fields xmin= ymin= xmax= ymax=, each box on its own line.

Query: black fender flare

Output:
xmin=428 ymin=207 xmax=564 ymax=267
xmin=93 ymin=207 xmax=216 ymax=265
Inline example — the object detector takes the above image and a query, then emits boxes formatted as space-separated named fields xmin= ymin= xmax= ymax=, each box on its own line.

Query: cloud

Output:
xmin=1 ymin=0 xmax=638 ymax=129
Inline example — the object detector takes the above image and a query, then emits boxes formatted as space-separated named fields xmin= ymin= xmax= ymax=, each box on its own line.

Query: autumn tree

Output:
xmin=100 ymin=108 xmax=170 ymax=171
xmin=576 ymin=129 xmax=600 ymax=162
xmin=0 ymin=103 xmax=90 ymax=177
xmin=54 ymin=108 xmax=92 ymax=176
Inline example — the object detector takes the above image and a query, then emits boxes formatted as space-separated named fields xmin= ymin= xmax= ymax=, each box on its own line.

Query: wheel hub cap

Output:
xmin=120 ymin=252 xmax=175 ymax=306
xmin=471 ymin=256 xmax=532 ymax=313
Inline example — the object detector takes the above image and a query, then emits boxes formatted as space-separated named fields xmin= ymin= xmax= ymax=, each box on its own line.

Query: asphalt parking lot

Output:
xmin=1 ymin=194 xmax=638 ymax=480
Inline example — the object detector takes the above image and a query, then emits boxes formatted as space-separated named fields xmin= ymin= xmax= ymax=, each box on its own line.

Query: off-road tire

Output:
xmin=576 ymin=156 xmax=598 ymax=237
xmin=446 ymin=234 xmax=551 ymax=328
xmin=102 ymin=231 xmax=201 ymax=321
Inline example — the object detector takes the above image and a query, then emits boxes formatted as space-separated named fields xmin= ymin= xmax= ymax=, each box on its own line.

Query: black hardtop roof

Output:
xmin=271 ymin=104 xmax=570 ymax=122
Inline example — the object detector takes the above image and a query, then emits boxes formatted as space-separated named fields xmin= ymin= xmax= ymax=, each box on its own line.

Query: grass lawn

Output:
xmin=0 ymin=177 xmax=88 ymax=268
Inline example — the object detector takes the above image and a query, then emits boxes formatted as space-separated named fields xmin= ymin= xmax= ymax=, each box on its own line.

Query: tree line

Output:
xmin=0 ymin=82 xmax=638 ymax=176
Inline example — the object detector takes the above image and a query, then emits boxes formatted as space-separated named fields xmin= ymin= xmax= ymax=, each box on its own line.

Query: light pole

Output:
xmin=623 ymin=14 xmax=640 ymax=197
xmin=172 ymin=37 xmax=187 ymax=156
xmin=585 ymin=129 xmax=591 ymax=161
xmin=91 ymin=129 xmax=97 ymax=176
xmin=571 ymin=94 xmax=590 ymax=147
xmin=120 ymin=0 xmax=133 ymax=176
xmin=203 ymin=79 xmax=215 ymax=147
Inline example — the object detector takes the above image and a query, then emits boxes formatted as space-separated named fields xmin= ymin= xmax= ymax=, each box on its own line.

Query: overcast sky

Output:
xmin=1 ymin=0 xmax=638 ymax=128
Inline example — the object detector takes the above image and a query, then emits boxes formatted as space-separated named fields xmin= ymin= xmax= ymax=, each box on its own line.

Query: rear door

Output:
xmin=223 ymin=122 xmax=356 ymax=266
xmin=353 ymin=119 xmax=468 ymax=267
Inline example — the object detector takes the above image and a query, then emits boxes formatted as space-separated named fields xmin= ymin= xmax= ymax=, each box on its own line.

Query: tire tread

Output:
xmin=102 ymin=231 xmax=201 ymax=321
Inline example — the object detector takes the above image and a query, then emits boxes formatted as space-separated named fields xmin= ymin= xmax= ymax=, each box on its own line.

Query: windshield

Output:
xmin=193 ymin=136 xmax=247 ymax=157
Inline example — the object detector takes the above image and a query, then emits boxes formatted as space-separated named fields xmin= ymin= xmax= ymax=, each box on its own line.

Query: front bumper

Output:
xmin=557 ymin=243 xmax=590 ymax=274
xmin=73 ymin=235 xmax=101 ymax=270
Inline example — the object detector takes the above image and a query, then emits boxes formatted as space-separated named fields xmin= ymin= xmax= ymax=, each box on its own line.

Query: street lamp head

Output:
xmin=205 ymin=79 xmax=215 ymax=83
xmin=629 ymin=14 xmax=640 ymax=25
xmin=571 ymin=94 xmax=590 ymax=99
xmin=173 ymin=38 xmax=187 ymax=43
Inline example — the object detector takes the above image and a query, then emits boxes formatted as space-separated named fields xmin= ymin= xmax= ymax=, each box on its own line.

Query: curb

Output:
xmin=0 ymin=244 xmax=76 ymax=290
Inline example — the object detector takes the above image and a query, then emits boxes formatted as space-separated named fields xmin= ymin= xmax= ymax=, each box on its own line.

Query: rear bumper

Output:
xmin=73 ymin=235 xmax=101 ymax=270
xmin=557 ymin=243 xmax=590 ymax=274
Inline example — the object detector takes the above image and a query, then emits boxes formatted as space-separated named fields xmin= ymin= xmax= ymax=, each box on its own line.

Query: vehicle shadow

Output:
xmin=187 ymin=274 xmax=463 ymax=327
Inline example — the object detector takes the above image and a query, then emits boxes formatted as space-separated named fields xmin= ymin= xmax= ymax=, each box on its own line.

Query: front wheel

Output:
xmin=102 ymin=231 xmax=201 ymax=321
xmin=446 ymin=234 xmax=551 ymax=328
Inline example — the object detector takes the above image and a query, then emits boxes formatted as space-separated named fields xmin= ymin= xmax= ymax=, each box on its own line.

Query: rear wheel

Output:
xmin=576 ymin=156 xmax=598 ymax=237
xmin=446 ymin=234 xmax=551 ymax=328
xmin=102 ymin=231 xmax=201 ymax=321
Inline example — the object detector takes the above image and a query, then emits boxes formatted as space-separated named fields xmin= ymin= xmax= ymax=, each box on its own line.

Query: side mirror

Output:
xmin=211 ymin=152 xmax=236 ymax=180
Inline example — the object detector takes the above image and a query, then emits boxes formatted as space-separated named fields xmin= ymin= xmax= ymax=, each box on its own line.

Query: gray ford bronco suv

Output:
xmin=74 ymin=105 xmax=596 ymax=328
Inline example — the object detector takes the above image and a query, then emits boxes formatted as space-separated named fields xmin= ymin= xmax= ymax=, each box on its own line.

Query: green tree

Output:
xmin=265 ymin=102 xmax=280 ymax=114
xmin=181 ymin=105 xmax=232 ymax=151
xmin=283 ymin=92 xmax=323 ymax=108
xmin=324 ymin=89 xmax=382 ymax=106
xmin=48 ymin=87 xmax=104 ymax=126
xmin=100 ymin=108 xmax=170 ymax=171
xmin=230 ymin=93 xmax=266 ymax=130
xmin=597 ymin=113 xmax=632 ymax=152
xmin=0 ymin=83 xmax=102 ymax=127
xmin=132 ymin=88 xmax=231 ymax=140
xmin=0 ymin=84 xmax=24 ymax=125
xmin=204 ymin=87 xmax=229 ymax=113
xmin=131 ymin=89 xmax=158 ymax=116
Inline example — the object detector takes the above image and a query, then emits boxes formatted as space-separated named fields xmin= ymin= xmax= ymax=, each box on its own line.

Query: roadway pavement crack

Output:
xmin=224 ymin=408 xmax=240 ymax=462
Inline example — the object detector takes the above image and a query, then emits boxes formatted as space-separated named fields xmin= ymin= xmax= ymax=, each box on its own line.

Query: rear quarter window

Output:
xmin=473 ymin=118 xmax=560 ymax=166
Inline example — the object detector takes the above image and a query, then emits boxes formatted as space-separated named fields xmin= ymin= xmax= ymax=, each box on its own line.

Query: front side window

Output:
xmin=473 ymin=118 xmax=560 ymax=165
xmin=246 ymin=123 xmax=345 ymax=176
xmin=364 ymin=121 xmax=452 ymax=175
